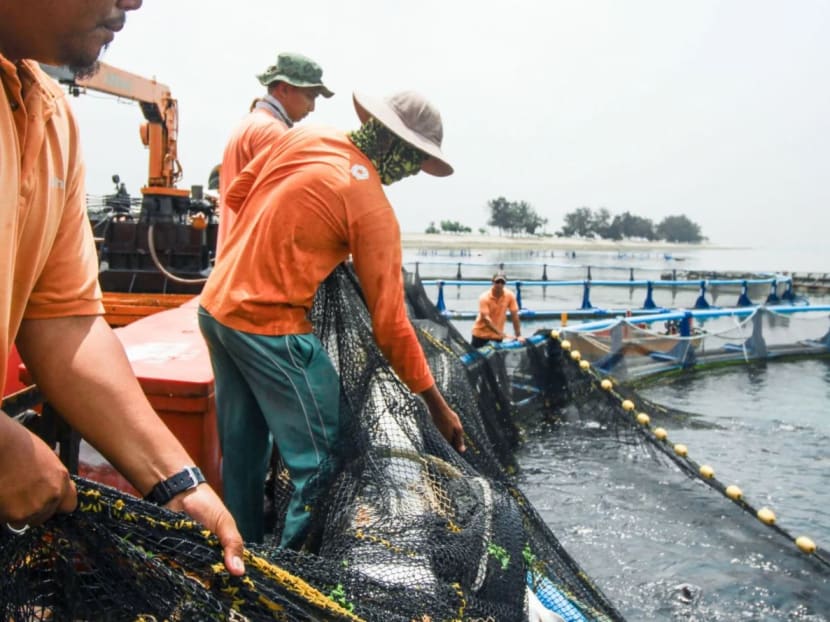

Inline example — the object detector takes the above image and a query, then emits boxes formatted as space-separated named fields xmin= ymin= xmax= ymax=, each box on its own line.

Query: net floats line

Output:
xmin=550 ymin=329 xmax=829 ymax=570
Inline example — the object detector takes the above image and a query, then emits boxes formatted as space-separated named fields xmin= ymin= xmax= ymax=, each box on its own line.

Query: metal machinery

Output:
xmin=41 ymin=63 xmax=217 ymax=294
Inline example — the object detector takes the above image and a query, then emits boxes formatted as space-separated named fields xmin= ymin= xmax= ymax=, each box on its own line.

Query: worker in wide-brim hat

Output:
xmin=215 ymin=52 xmax=334 ymax=257
xmin=198 ymin=90 xmax=465 ymax=547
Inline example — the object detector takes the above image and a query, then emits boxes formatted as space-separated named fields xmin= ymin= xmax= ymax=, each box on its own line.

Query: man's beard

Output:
xmin=68 ymin=60 xmax=100 ymax=80
xmin=66 ymin=43 xmax=108 ymax=79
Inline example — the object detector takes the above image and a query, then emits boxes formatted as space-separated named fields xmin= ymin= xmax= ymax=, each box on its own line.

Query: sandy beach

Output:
xmin=401 ymin=232 xmax=716 ymax=253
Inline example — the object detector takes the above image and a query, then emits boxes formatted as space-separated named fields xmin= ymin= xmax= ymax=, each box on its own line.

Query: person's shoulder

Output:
xmin=230 ymin=110 xmax=287 ymax=140
xmin=297 ymin=127 xmax=387 ymax=196
xmin=22 ymin=61 xmax=78 ymax=137
xmin=22 ymin=61 xmax=74 ymax=123
xmin=279 ymin=124 xmax=345 ymax=152
xmin=251 ymin=109 xmax=288 ymax=130
xmin=25 ymin=61 xmax=66 ymax=100
xmin=271 ymin=127 xmax=358 ymax=191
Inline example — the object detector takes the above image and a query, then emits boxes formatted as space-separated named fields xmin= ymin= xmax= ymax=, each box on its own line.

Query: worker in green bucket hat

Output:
xmin=216 ymin=52 xmax=334 ymax=255
xmin=256 ymin=52 xmax=334 ymax=99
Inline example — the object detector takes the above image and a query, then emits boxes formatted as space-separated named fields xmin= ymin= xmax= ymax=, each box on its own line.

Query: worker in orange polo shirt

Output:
xmin=199 ymin=90 xmax=466 ymax=546
xmin=470 ymin=272 xmax=526 ymax=348
xmin=0 ymin=0 xmax=244 ymax=575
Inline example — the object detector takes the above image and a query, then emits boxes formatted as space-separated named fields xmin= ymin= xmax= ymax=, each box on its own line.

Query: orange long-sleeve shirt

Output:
xmin=216 ymin=107 xmax=288 ymax=257
xmin=200 ymin=126 xmax=434 ymax=394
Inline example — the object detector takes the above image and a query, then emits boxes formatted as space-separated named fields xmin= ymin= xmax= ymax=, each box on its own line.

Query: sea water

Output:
xmin=518 ymin=360 xmax=830 ymax=621
xmin=404 ymin=245 xmax=830 ymax=621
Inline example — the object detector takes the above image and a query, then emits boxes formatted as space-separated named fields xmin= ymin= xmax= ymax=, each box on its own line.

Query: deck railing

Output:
xmin=420 ymin=275 xmax=799 ymax=320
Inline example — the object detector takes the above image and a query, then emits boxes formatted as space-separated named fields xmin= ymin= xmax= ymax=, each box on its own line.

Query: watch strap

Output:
xmin=144 ymin=466 xmax=206 ymax=505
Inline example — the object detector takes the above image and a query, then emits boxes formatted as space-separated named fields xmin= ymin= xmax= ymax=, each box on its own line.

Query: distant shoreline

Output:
xmin=400 ymin=232 xmax=729 ymax=253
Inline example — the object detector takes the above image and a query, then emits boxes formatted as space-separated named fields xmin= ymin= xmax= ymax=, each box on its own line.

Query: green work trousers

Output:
xmin=198 ymin=307 xmax=341 ymax=546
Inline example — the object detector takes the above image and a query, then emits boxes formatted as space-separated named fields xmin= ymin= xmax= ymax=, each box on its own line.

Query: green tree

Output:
xmin=610 ymin=211 xmax=656 ymax=240
xmin=514 ymin=201 xmax=548 ymax=235
xmin=656 ymin=215 xmax=704 ymax=243
xmin=486 ymin=196 xmax=546 ymax=235
xmin=604 ymin=216 xmax=623 ymax=240
xmin=486 ymin=196 xmax=514 ymax=234
xmin=425 ymin=221 xmax=440 ymax=234
xmin=592 ymin=207 xmax=612 ymax=238
xmin=559 ymin=206 xmax=594 ymax=237
xmin=440 ymin=220 xmax=472 ymax=233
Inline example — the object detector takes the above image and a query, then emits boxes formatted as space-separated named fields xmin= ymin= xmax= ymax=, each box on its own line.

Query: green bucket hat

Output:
xmin=256 ymin=52 xmax=334 ymax=98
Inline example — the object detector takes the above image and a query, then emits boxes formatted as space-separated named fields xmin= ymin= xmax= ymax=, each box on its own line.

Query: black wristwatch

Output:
xmin=144 ymin=466 xmax=206 ymax=505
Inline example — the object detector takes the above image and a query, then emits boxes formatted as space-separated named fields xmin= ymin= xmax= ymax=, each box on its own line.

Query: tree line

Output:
xmin=426 ymin=197 xmax=706 ymax=243
xmin=558 ymin=206 xmax=704 ymax=243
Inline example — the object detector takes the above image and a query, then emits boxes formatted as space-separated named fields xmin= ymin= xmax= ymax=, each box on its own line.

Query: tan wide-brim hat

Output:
xmin=353 ymin=91 xmax=453 ymax=177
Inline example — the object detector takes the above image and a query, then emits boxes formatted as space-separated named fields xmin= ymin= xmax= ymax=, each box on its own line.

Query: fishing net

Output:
xmin=1 ymin=265 xmax=625 ymax=622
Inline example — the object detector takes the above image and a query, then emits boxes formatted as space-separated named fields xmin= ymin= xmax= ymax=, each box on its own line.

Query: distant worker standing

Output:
xmin=216 ymin=52 xmax=333 ymax=255
xmin=470 ymin=272 xmax=525 ymax=348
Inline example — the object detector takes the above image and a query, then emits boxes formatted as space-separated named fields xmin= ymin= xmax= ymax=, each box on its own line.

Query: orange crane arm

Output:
xmin=41 ymin=62 xmax=183 ymax=191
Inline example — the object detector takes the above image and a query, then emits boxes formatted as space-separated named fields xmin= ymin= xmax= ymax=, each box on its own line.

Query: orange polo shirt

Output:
xmin=471 ymin=288 xmax=519 ymax=340
xmin=0 ymin=56 xmax=103 ymax=385
xmin=200 ymin=126 xmax=434 ymax=394
xmin=216 ymin=108 xmax=289 ymax=257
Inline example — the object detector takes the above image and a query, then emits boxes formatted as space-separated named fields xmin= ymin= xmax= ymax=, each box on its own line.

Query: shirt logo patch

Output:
xmin=350 ymin=164 xmax=369 ymax=181
xmin=50 ymin=176 xmax=66 ymax=189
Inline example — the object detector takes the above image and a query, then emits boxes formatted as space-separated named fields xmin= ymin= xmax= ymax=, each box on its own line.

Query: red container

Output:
xmin=109 ymin=299 xmax=222 ymax=496
xmin=20 ymin=297 xmax=222 ymax=498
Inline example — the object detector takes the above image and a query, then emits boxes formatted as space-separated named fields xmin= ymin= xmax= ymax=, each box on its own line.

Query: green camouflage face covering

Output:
xmin=348 ymin=119 xmax=427 ymax=185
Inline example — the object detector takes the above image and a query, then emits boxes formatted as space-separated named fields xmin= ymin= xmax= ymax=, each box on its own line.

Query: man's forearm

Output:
xmin=16 ymin=315 xmax=195 ymax=495
xmin=481 ymin=315 xmax=504 ymax=338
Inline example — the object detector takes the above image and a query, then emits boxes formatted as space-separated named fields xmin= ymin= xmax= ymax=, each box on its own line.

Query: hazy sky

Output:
xmin=70 ymin=0 xmax=829 ymax=251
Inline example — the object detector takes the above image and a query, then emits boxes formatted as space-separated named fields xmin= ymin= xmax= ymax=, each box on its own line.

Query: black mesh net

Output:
xmin=0 ymin=265 xmax=681 ymax=621
xmin=3 ymin=264 xmax=828 ymax=619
